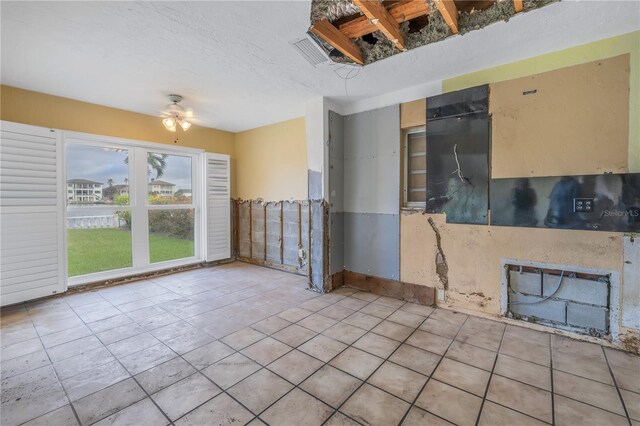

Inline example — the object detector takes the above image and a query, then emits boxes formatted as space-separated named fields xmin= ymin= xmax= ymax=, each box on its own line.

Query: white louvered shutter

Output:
xmin=1 ymin=122 xmax=66 ymax=306
xmin=206 ymin=153 xmax=231 ymax=261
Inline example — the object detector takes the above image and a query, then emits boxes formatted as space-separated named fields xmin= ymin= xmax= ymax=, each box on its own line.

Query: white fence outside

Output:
xmin=67 ymin=214 xmax=123 ymax=229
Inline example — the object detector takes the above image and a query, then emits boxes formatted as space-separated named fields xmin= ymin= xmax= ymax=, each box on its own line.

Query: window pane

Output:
xmin=149 ymin=209 xmax=195 ymax=263
xmin=67 ymin=207 xmax=132 ymax=276
xmin=147 ymin=153 xmax=192 ymax=205
xmin=408 ymin=133 xmax=426 ymax=154
xmin=66 ymin=145 xmax=130 ymax=206
xmin=407 ymin=132 xmax=427 ymax=204
xmin=67 ymin=144 xmax=132 ymax=277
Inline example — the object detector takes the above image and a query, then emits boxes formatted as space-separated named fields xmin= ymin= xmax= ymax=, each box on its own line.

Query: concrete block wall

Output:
xmin=508 ymin=269 xmax=610 ymax=334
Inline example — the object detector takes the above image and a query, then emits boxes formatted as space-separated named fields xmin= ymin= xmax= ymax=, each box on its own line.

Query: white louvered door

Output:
xmin=205 ymin=153 xmax=231 ymax=262
xmin=1 ymin=122 xmax=65 ymax=306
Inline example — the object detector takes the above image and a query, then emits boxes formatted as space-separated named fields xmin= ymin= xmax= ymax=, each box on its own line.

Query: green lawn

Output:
xmin=67 ymin=228 xmax=194 ymax=277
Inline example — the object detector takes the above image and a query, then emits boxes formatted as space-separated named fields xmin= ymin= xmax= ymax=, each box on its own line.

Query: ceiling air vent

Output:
xmin=290 ymin=33 xmax=332 ymax=67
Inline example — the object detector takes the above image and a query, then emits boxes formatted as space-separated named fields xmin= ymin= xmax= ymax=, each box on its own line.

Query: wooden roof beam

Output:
xmin=433 ymin=0 xmax=459 ymax=34
xmin=340 ymin=0 xmax=430 ymax=39
xmin=514 ymin=0 xmax=524 ymax=12
xmin=310 ymin=19 xmax=364 ymax=65
xmin=352 ymin=0 xmax=405 ymax=50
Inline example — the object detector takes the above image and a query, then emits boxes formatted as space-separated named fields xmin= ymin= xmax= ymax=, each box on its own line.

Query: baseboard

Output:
xmin=341 ymin=270 xmax=436 ymax=306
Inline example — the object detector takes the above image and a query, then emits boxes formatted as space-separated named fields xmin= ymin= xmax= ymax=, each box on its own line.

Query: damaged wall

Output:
xmin=398 ymin=54 xmax=637 ymax=346
xmin=401 ymin=212 xmax=623 ymax=313
xmin=235 ymin=199 xmax=310 ymax=276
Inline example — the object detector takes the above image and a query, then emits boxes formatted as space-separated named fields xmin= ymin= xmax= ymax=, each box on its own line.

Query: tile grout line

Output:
xmin=24 ymin=299 xmax=84 ymax=426
xmin=217 ymin=294 xmax=410 ymax=425
xmin=241 ymin=295 xmax=410 ymax=425
xmin=12 ymin=299 xmax=615 ymax=426
xmin=165 ymin=295 xmax=362 ymax=424
xmin=397 ymin=315 xmax=471 ymax=426
xmin=474 ymin=323 xmax=508 ymax=426
xmin=68 ymin=299 xmax=177 ymax=426
xmin=320 ymin=302 xmax=436 ymax=426
xmin=601 ymin=346 xmax=633 ymax=426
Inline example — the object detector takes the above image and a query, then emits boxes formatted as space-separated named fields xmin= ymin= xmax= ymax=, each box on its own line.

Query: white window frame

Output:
xmin=63 ymin=131 xmax=205 ymax=286
xmin=403 ymin=126 xmax=427 ymax=208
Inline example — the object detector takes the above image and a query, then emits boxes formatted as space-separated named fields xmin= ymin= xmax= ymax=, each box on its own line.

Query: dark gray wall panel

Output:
xmin=343 ymin=212 xmax=399 ymax=281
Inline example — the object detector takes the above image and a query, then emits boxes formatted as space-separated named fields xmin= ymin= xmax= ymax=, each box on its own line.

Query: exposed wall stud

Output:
xmin=280 ymin=202 xmax=284 ymax=264
xmin=248 ymin=202 xmax=253 ymax=258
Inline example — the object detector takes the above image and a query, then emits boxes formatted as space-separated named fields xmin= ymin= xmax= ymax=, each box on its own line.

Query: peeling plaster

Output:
xmin=427 ymin=217 xmax=449 ymax=290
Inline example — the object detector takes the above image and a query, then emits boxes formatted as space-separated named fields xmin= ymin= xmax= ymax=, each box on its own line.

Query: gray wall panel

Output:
xmin=330 ymin=212 xmax=344 ymax=275
xmin=329 ymin=110 xmax=345 ymax=213
xmin=343 ymin=212 xmax=399 ymax=281
xmin=343 ymin=105 xmax=400 ymax=215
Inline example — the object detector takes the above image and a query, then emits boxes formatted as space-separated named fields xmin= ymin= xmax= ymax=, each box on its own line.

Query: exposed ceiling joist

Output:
xmin=340 ymin=0 xmax=430 ymax=39
xmin=352 ymin=0 xmax=406 ymax=50
xmin=310 ymin=19 xmax=364 ymax=65
xmin=514 ymin=0 xmax=524 ymax=13
xmin=433 ymin=0 xmax=459 ymax=34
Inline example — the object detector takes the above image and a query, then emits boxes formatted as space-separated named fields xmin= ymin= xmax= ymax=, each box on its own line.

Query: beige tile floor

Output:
xmin=1 ymin=262 xmax=638 ymax=426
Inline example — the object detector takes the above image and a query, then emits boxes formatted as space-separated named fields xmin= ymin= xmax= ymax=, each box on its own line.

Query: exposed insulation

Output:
xmin=310 ymin=0 xmax=559 ymax=65
xmin=403 ymin=11 xmax=451 ymax=50
xmin=310 ymin=0 xmax=360 ymax=23
xmin=457 ymin=0 xmax=516 ymax=35
xmin=355 ymin=31 xmax=402 ymax=65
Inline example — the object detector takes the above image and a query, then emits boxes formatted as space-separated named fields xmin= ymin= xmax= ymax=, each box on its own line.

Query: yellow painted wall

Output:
xmin=1 ymin=86 xmax=310 ymax=200
xmin=491 ymin=54 xmax=629 ymax=177
xmin=0 ymin=85 xmax=235 ymax=155
xmin=400 ymin=35 xmax=636 ymax=316
xmin=234 ymin=117 xmax=308 ymax=201
xmin=444 ymin=31 xmax=640 ymax=173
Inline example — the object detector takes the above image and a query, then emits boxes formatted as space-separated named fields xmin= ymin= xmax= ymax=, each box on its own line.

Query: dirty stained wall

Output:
xmin=400 ymin=55 xmax=632 ymax=323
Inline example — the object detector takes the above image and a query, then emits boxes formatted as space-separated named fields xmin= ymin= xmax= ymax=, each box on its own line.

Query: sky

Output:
xmin=66 ymin=145 xmax=192 ymax=190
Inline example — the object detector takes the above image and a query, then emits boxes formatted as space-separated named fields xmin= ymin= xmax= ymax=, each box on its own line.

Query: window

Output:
xmin=404 ymin=127 xmax=426 ymax=207
xmin=146 ymin=153 xmax=195 ymax=263
xmin=64 ymin=135 xmax=203 ymax=285
xmin=66 ymin=144 xmax=132 ymax=277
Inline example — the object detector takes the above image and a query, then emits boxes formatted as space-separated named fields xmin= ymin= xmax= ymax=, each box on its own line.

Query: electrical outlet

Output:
xmin=574 ymin=198 xmax=594 ymax=213
xmin=298 ymin=248 xmax=306 ymax=259
xmin=437 ymin=288 xmax=445 ymax=301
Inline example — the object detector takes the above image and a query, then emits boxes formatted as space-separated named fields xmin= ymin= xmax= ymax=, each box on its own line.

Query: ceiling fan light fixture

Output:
xmin=162 ymin=117 xmax=177 ymax=132
xmin=162 ymin=94 xmax=192 ymax=133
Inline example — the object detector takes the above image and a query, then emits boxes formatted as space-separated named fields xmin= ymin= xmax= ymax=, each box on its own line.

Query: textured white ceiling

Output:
xmin=1 ymin=1 xmax=638 ymax=132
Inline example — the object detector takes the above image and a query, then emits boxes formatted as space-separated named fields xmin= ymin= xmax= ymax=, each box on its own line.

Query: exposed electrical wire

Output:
xmin=453 ymin=143 xmax=464 ymax=183
xmin=332 ymin=64 xmax=361 ymax=97
xmin=509 ymin=270 xmax=565 ymax=305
